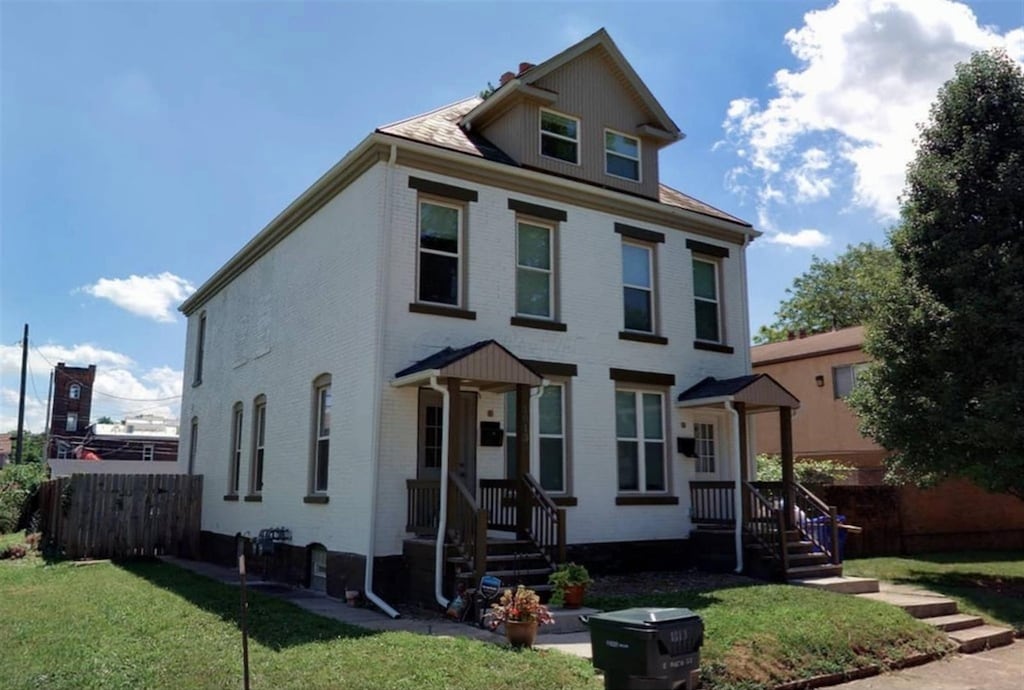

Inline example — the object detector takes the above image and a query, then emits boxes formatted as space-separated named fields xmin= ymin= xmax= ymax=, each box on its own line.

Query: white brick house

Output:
xmin=178 ymin=29 xmax=804 ymax=614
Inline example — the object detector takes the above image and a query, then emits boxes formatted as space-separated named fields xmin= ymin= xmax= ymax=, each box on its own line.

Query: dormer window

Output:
xmin=540 ymin=110 xmax=579 ymax=164
xmin=605 ymin=130 xmax=640 ymax=181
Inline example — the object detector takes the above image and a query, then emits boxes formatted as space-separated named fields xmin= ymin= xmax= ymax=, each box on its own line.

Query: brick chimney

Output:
xmin=518 ymin=62 xmax=535 ymax=75
xmin=787 ymin=331 xmax=796 ymax=341
xmin=499 ymin=71 xmax=515 ymax=86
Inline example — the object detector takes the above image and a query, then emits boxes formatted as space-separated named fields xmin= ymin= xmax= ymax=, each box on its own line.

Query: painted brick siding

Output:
xmin=179 ymin=165 xmax=385 ymax=556
xmin=374 ymin=164 xmax=751 ymax=553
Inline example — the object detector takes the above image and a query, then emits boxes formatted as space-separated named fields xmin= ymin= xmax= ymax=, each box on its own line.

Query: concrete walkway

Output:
xmin=832 ymin=641 xmax=1023 ymax=690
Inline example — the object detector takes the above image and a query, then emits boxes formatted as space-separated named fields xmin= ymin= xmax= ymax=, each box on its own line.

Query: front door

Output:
xmin=418 ymin=389 xmax=478 ymax=493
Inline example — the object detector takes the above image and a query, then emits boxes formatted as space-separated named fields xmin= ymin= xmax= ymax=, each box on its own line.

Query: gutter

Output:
xmin=725 ymin=401 xmax=744 ymax=574
xmin=428 ymin=376 xmax=452 ymax=608
xmin=363 ymin=143 xmax=401 ymax=619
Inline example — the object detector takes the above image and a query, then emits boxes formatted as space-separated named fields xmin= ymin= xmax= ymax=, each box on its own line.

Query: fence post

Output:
xmin=829 ymin=505 xmax=840 ymax=565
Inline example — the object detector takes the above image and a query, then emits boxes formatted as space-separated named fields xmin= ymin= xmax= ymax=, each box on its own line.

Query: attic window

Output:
xmin=606 ymin=130 xmax=640 ymax=181
xmin=540 ymin=110 xmax=579 ymax=164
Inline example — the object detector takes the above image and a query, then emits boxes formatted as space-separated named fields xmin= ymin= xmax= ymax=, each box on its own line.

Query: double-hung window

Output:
xmin=229 ymin=403 xmax=243 ymax=495
xmin=251 ymin=397 xmax=266 ymax=494
xmin=622 ymin=242 xmax=655 ymax=333
xmin=833 ymin=363 xmax=869 ymax=399
xmin=69 ymin=384 xmax=81 ymax=400
xmin=142 ymin=444 xmax=154 ymax=462
xmin=693 ymin=258 xmax=721 ymax=343
xmin=605 ymin=130 xmax=640 ymax=181
xmin=516 ymin=220 xmax=555 ymax=319
xmin=694 ymin=422 xmax=716 ymax=474
xmin=615 ymin=390 xmax=666 ymax=492
xmin=505 ymin=383 xmax=567 ymax=493
xmin=66 ymin=412 xmax=78 ymax=432
xmin=540 ymin=109 xmax=579 ymax=164
xmin=312 ymin=379 xmax=332 ymax=493
xmin=417 ymin=200 xmax=462 ymax=306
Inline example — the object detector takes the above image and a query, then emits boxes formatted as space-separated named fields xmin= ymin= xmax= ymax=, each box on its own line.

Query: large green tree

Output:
xmin=850 ymin=50 xmax=1024 ymax=500
xmin=754 ymin=242 xmax=898 ymax=343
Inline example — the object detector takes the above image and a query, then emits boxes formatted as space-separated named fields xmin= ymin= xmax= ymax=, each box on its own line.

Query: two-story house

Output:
xmin=179 ymin=29 xmax=808 ymax=614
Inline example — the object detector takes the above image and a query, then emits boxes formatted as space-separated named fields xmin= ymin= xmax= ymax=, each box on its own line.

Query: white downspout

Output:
xmin=428 ymin=376 xmax=452 ymax=608
xmin=725 ymin=401 xmax=744 ymax=574
xmin=363 ymin=144 xmax=400 ymax=619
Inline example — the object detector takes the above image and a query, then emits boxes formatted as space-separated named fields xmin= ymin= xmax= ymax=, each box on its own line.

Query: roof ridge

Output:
xmin=376 ymin=96 xmax=481 ymax=131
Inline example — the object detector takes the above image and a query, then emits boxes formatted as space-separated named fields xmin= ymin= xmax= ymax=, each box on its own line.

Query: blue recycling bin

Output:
xmin=808 ymin=515 xmax=846 ymax=561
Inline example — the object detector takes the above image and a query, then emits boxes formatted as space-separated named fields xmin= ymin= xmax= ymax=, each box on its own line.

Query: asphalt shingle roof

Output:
xmin=394 ymin=340 xmax=495 ymax=378
xmin=676 ymin=374 xmax=764 ymax=402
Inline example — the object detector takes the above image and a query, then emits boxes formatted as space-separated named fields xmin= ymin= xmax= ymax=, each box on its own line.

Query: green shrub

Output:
xmin=0 ymin=462 xmax=47 ymax=534
xmin=756 ymin=454 xmax=854 ymax=485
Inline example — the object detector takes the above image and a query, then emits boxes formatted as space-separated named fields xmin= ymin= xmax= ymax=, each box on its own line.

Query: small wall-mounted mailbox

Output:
xmin=480 ymin=421 xmax=504 ymax=447
xmin=676 ymin=437 xmax=697 ymax=458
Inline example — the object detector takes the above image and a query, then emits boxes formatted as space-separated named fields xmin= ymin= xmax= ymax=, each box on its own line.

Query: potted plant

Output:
xmin=488 ymin=585 xmax=554 ymax=649
xmin=548 ymin=562 xmax=591 ymax=609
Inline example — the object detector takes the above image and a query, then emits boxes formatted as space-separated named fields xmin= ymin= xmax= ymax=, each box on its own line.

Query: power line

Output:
xmin=30 ymin=342 xmax=182 ymax=402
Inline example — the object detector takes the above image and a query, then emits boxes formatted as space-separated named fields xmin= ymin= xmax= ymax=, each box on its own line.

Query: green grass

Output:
xmin=844 ymin=551 xmax=1024 ymax=634
xmin=588 ymin=585 xmax=953 ymax=690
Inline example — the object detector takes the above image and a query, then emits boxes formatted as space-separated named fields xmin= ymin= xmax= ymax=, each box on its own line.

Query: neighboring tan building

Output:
xmin=751 ymin=326 xmax=886 ymax=483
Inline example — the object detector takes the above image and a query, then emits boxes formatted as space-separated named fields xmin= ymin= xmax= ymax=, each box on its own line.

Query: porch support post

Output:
xmin=445 ymin=377 xmax=462 ymax=528
xmin=736 ymin=402 xmax=749 ymax=526
xmin=515 ymin=383 xmax=531 ymax=540
xmin=780 ymin=406 xmax=795 ymax=530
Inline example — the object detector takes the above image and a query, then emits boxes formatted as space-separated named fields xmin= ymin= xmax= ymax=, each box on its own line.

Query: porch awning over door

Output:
xmin=392 ymin=339 xmax=543 ymax=389
xmin=675 ymin=373 xmax=800 ymax=411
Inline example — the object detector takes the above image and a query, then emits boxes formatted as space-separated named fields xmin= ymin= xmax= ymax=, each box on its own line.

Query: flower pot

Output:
xmin=504 ymin=619 xmax=538 ymax=649
xmin=562 ymin=584 xmax=586 ymax=609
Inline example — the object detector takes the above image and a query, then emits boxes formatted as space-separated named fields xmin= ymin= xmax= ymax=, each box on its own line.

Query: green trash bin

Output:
xmin=585 ymin=607 xmax=703 ymax=690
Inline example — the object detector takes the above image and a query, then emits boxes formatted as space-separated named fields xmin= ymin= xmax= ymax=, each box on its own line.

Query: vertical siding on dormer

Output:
xmin=480 ymin=46 xmax=661 ymax=199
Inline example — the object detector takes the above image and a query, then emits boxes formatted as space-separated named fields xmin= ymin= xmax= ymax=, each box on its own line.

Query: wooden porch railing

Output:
xmin=744 ymin=481 xmax=788 ymax=572
xmin=793 ymin=482 xmax=841 ymax=565
xmin=479 ymin=479 xmax=517 ymax=532
xmin=523 ymin=473 xmax=566 ymax=567
xmin=405 ymin=479 xmax=441 ymax=536
xmin=689 ymin=481 xmax=735 ymax=524
xmin=447 ymin=474 xmax=488 ymax=584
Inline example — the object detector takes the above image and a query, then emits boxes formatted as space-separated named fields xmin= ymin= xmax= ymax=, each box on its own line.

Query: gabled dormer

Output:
xmin=460 ymin=29 xmax=682 ymax=200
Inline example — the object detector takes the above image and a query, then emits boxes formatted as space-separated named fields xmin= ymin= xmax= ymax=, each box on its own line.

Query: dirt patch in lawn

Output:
xmin=944 ymin=574 xmax=1024 ymax=598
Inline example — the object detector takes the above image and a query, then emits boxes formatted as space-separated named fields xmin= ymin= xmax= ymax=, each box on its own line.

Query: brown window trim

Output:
xmin=619 ymin=331 xmax=668 ymax=345
xmin=522 ymin=360 xmax=578 ymax=378
xmin=693 ymin=341 xmax=735 ymax=354
xmin=243 ymin=495 xmax=263 ymax=503
xmin=686 ymin=239 xmax=729 ymax=258
xmin=507 ymin=199 xmax=567 ymax=222
xmin=510 ymin=316 xmax=567 ymax=332
xmin=615 ymin=495 xmax=679 ymax=506
xmin=609 ymin=368 xmax=676 ymax=387
xmin=552 ymin=496 xmax=578 ymax=507
xmin=303 ymin=495 xmax=329 ymax=504
xmin=408 ymin=176 xmax=478 ymax=202
xmin=615 ymin=223 xmax=665 ymax=244
xmin=408 ymin=303 xmax=477 ymax=320
xmin=223 ymin=494 xmax=239 ymax=502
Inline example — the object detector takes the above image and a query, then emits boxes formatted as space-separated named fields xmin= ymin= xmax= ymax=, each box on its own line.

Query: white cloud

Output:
xmin=79 ymin=272 xmax=195 ymax=323
xmin=721 ymin=0 xmax=1023 ymax=220
xmin=766 ymin=229 xmax=831 ymax=249
xmin=0 ymin=343 xmax=133 ymax=377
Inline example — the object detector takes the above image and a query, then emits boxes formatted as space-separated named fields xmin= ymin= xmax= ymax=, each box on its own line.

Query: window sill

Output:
xmin=693 ymin=341 xmax=734 ymax=354
xmin=303 ymin=495 xmax=329 ymax=504
xmin=615 ymin=495 xmax=679 ymax=506
xmin=619 ymin=331 xmax=668 ymax=345
xmin=408 ymin=303 xmax=477 ymax=320
xmin=552 ymin=496 xmax=578 ymax=507
xmin=223 ymin=494 xmax=239 ymax=502
xmin=511 ymin=316 xmax=567 ymax=332
xmin=243 ymin=494 xmax=263 ymax=503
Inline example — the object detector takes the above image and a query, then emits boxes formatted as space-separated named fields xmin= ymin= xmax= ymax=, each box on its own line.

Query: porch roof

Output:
xmin=676 ymin=373 xmax=800 ymax=411
xmin=392 ymin=339 xmax=543 ymax=388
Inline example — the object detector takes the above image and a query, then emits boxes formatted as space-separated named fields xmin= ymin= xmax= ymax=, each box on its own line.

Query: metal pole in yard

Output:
xmin=238 ymin=537 xmax=251 ymax=690
xmin=14 ymin=323 xmax=29 ymax=464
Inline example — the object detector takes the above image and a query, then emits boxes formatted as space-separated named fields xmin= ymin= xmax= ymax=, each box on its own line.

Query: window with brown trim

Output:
xmin=615 ymin=389 xmax=666 ymax=493
xmin=250 ymin=395 xmax=266 ymax=494
xmin=228 ymin=402 xmax=243 ymax=495
xmin=310 ymin=376 xmax=331 ymax=494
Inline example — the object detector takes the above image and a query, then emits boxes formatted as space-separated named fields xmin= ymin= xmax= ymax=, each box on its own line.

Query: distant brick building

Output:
xmin=48 ymin=363 xmax=96 ymax=459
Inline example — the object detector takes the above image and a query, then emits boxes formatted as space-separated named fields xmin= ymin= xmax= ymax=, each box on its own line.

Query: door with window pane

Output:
xmin=419 ymin=390 xmax=477 ymax=493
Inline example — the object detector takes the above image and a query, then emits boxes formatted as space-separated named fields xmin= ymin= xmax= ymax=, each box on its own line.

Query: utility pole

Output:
xmin=14 ymin=324 xmax=28 ymax=464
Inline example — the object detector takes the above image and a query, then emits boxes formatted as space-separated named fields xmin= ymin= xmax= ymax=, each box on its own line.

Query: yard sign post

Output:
xmin=237 ymin=537 xmax=251 ymax=690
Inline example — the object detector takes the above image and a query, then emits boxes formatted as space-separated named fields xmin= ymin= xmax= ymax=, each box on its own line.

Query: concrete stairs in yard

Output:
xmin=450 ymin=538 xmax=555 ymax=599
xmin=795 ymin=578 xmax=1015 ymax=654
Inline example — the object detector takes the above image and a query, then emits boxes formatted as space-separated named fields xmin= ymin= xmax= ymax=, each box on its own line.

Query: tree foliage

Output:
xmin=850 ymin=50 xmax=1024 ymax=500
xmin=754 ymin=243 xmax=898 ymax=343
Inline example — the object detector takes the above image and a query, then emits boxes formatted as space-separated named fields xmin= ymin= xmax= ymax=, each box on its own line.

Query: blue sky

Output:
xmin=2 ymin=0 xmax=1022 ymax=431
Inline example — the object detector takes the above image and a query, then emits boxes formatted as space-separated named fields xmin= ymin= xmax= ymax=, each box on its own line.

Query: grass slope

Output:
xmin=845 ymin=551 xmax=1024 ymax=634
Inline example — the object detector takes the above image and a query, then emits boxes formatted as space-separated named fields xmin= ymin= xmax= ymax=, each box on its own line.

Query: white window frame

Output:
xmin=229 ymin=404 xmax=243 ymax=495
xmin=539 ymin=108 xmax=580 ymax=165
xmin=506 ymin=383 xmax=568 ymax=493
xmin=142 ymin=444 xmax=154 ymax=462
xmin=416 ymin=199 xmax=463 ymax=307
xmin=515 ymin=218 xmax=556 ymax=320
xmin=615 ymin=389 xmax=667 ymax=493
xmin=66 ymin=412 xmax=78 ymax=432
xmin=833 ymin=362 xmax=870 ymax=399
xmin=622 ymin=241 xmax=656 ymax=334
xmin=250 ymin=397 xmax=266 ymax=494
xmin=693 ymin=422 xmax=716 ymax=474
xmin=693 ymin=257 xmax=722 ymax=343
xmin=69 ymin=384 xmax=81 ymax=400
xmin=604 ymin=128 xmax=641 ymax=182
xmin=311 ymin=379 xmax=332 ymax=494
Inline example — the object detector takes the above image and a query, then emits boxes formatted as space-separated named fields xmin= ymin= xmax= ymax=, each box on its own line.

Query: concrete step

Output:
xmin=856 ymin=591 xmax=958 ymax=618
xmin=785 ymin=563 xmax=843 ymax=580
xmin=921 ymin=613 xmax=985 ymax=632
xmin=947 ymin=624 xmax=1016 ymax=653
xmin=792 ymin=576 xmax=880 ymax=594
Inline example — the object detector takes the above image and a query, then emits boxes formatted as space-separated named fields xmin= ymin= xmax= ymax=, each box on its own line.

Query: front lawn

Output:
xmin=844 ymin=551 xmax=1024 ymax=634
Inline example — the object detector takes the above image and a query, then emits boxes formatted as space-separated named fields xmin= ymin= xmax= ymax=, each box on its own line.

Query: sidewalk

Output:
xmin=832 ymin=641 xmax=1023 ymax=690
xmin=159 ymin=556 xmax=594 ymax=656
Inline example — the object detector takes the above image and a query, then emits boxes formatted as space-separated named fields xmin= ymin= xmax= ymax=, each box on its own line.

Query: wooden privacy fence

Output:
xmin=38 ymin=474 xmax=202 ymax=560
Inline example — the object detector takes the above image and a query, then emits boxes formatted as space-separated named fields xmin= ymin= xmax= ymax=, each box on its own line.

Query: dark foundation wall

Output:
xmin=567 ymin=538 xmax=691 ymax=574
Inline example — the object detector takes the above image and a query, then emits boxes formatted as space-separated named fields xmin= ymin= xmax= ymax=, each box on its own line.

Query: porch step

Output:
xmin=449 ymin=552 xmax=545 ymax=566
xmin=785 ymin=552 xmax=831 ymax=567
xmin=947 ymin=624 xmax=1015 ymax=653
xmin=784 ymin=564 xmax=843 ymax=580
xmin=921 ymin=613 xmax=985 ymax=632
xmin=856 ymin=591 xmax=958 ymax=619
xmin=456 ymin=567 xmax=552 ymax=581
xmin=792 ymin=576 xmax=880 ymax=594
xmin=785 ymin=540 xmax=818 ymax=554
